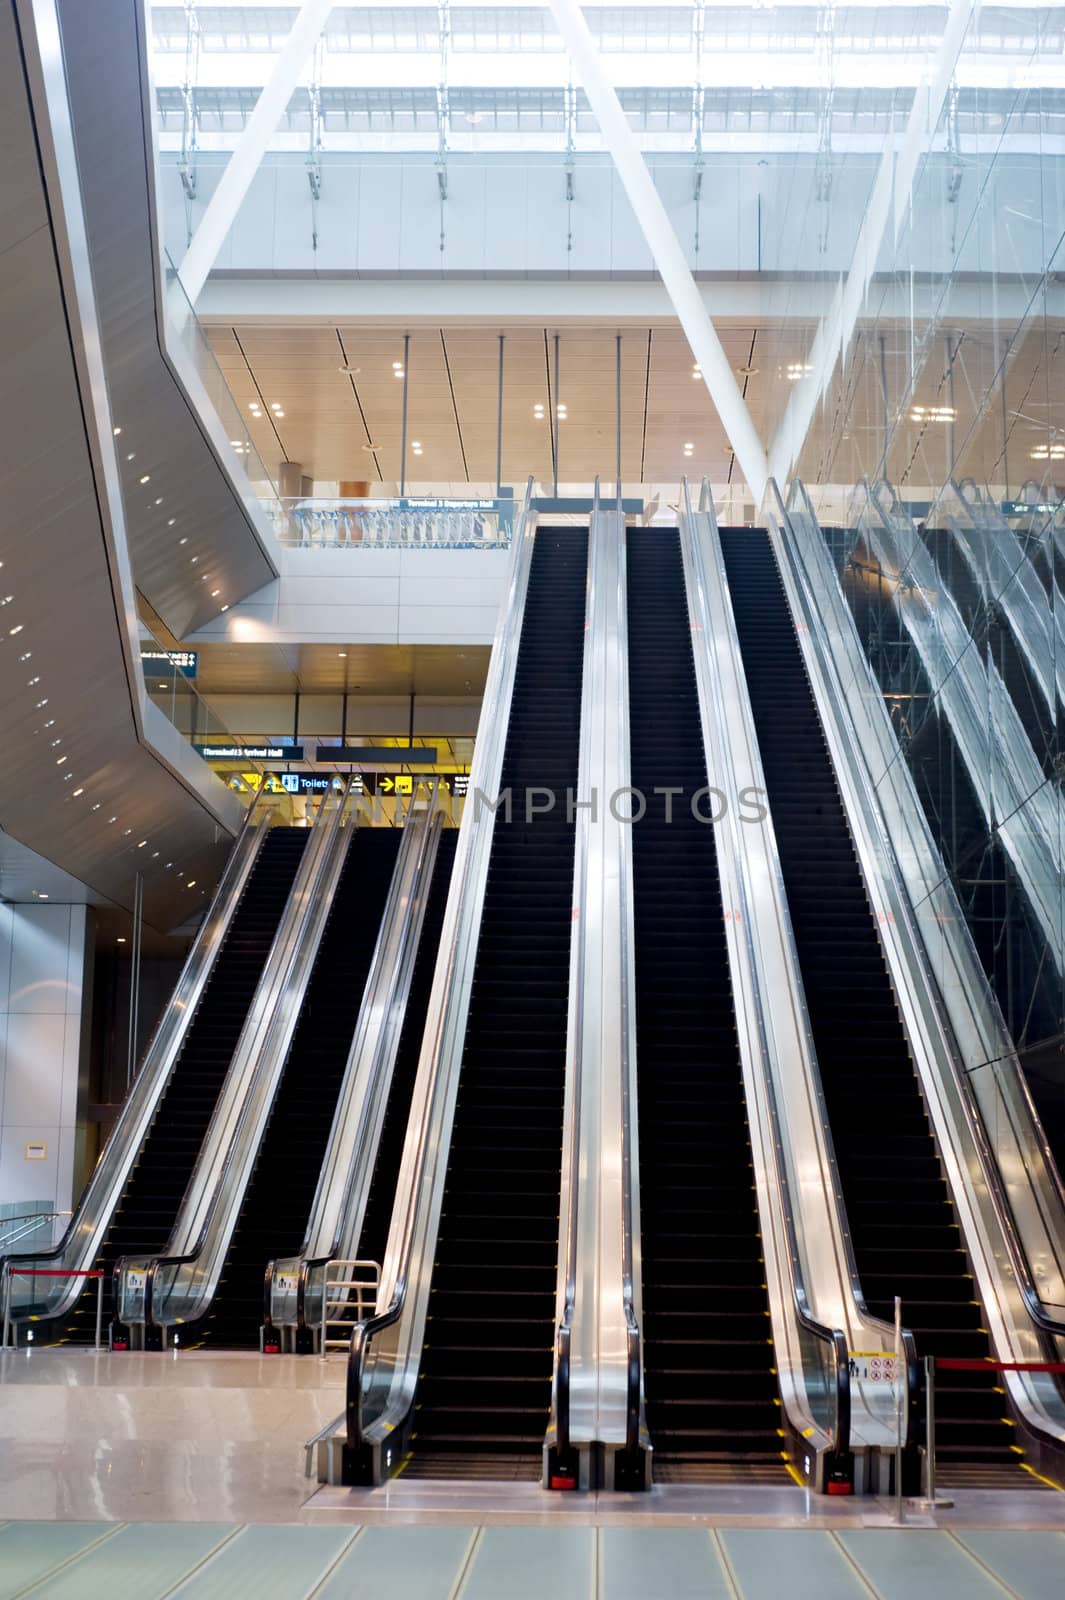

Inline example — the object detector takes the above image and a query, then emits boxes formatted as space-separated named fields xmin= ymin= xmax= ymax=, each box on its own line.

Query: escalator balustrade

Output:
xmin=720 ymin=526 xmax=1020 ymax=1489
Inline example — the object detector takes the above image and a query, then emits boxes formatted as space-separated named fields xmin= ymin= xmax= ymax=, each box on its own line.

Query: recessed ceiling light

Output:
xmin=271 ymin=402 xmax=282 ymax=411
xmin=9 ymin=624 xmax=23 ymax=636
xmin=108 ymin=816 xmax=117 ymax=824
xmin=19 ymin=652 xmax=31 ymax=662
xmin=72 ymin=787 xmax=83 ymax=796
xmin=338 ymin=651 xmax=347 ymax=657
xmin=179 ymin=537 xmax=188 ymax=545
xmin=56 ymin=756 xmax=66 ymax=765
xmin=126 ymin=452 xmax=135 ymax=461
xmin=154 ymin=497 xmax=163 ymax=507
xmin=91 ymin=803 xmax=101 ymax=811
xmin=392 ymin=362 xmax=403 ymax=370
xmin=191 ymin=556 xmax=199 ymax=563
xmin=411 ymin=441 xmax=422 ymax=449
xmin=113 ymin=426 xmax=122 ymax=436
xmin=117 ymin=936 xmax=126 ymax=943
xmin=211 ymin=589 xmax=220 ymax=597
xmin=123 ymin=828 xmax=132 ymax=836
xmin=37 ymin=892 xmax=48 ymax=900
xmin=187 ymin=880 xmax=197 ymax=888
xmin=137 ymin=839 xmax=147 ymax=848
xmin=168 ymin=519 xmax=176 ymax=527
xmin=28 ymin=676 xmax=39 ymax=685
xmin=139 ymin=474 xmax=150 ymax=484
xmin=220 ymin=604 xmax=229 ymax=612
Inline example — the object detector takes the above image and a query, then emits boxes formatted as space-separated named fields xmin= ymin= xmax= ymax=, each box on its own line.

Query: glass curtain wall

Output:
xmin=790 ymin=7 xmax=1065 ymax=1164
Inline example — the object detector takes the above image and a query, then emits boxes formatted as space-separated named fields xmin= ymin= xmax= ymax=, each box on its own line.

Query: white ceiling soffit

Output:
xmin=53 ymin=0 xmax=279 ymax=641
xmin=3 ymin=0 xmax=238 ymax=933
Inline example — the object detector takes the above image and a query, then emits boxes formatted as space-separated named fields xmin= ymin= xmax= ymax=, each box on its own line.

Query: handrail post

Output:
xmin=2 ymin=1264 xmax=11 ymax=1350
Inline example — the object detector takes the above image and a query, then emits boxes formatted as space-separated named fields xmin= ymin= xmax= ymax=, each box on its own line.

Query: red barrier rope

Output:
xmin=3 ymin=1268 xmax=103 ymax=1279
xmin=936 ymin=1357 xmax=1065 ymax=1374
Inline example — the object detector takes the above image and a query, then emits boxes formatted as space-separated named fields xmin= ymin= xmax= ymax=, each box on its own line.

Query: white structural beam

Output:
xmin=177 ymin=0 xmax=336 ymax=305
xmin=546 ymin=0 xmax=769 ymax=500
xmin=768 ymin=0 xmax=975 ymax=485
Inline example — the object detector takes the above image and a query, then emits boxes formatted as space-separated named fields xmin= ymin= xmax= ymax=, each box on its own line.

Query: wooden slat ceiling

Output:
xmin=206 ymin=322 xmax=816 ymax=487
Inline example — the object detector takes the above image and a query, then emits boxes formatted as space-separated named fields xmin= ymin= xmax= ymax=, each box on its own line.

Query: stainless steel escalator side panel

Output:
xmin=0 ymin=792 xmax=275 ymax=1332
xmin=115 ymin=783 xmax=354 ymax=1331
xmin=268 ymin=800 xmax=444 ymax=1334
xmin=778 ymin=477 xmax=1065 ymax=1451
xmin=344 ymin=484 xmax=539 ymax=1477
xmin=549 ymin=484 xmax=646 ymax=1473
xmin=681 ymin=483 xmax=903 ymax=1473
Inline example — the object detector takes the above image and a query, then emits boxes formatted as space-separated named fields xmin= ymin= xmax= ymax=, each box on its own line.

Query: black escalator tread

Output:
xmin=626 ymin=528 xmax=787 ymax=1480
xmin=194 ymin=827 xmax=403 ymax=1347
xmin=719 ymin=526 xmax=1021 ymax=1478
xmin=58 ymin=827 xmax=309 ymax=1343
xmin=357 ymin=829 xmax=458 ymax=1267
xmin=405 ymin=528 xmax=586 ymax=1481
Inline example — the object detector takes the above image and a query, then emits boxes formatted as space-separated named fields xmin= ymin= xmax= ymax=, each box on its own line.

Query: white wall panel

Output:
xmin=483 ymin=164 xmax=529 ymax=274
xmin=443 ymin=163 xmax=489 ymax=275
xmin=189 ymin=548 xmax=508 ymax=647
xmin=357 ymin=166 xmax=404 ymax=273
xmin=229 ymin=166 xmax=279 ymax=271
xmin=0 ymin=906 xmax=92 ymax=1213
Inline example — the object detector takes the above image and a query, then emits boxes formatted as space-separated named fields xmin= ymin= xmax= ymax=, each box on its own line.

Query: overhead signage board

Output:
xmin=275 ymin=770 xmax=469 ymax=798
xmin=142 ymin=648 xmax=198 ymax=678
xmin=195 ymin=743 xmax=303 ymax=763
xmin=1002 ymin=501 xmax=1058 ymax=517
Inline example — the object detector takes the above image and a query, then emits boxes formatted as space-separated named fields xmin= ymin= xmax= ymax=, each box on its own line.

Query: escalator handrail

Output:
xmin=551 ymin=481 xmax=643 ymax=1462
xmin=615 ymin=476 xmax=644 ymax=1458
xmin=787 ymin=479 xmax=1065 ymax=1353
xmin=345 ymin=481 xmax=537 ymax=1459
xmin=0 ymin=789 xmax=273 ymax=1325
xmin=551 ymin=475 xmax=596 ymax=1461
xmin=682 ymin=478 xmax=855 ymax=1458
xmin=264 ymin=801 xmax=444 ymax=1335
xmin=133 ymin=781 xmax=353 ymax=1332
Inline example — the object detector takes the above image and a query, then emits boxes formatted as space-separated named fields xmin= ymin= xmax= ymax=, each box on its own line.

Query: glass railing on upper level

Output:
xmin=265 ymin=497 xmax=517 ymax=551
xmin=162 ymin=249 xmax=280 ymax=509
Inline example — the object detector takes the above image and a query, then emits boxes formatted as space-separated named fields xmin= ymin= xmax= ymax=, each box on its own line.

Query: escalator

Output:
xmin=921 ymin=527 xmax=1057 ymax=775
xmin=193 ymin=826 xmax=402 ymax=1347
xmin=720 ymin=526 xmax=1020 ymax=1488
xmin=62 ymin=826 xmax=308 ymax=1343
xmin=626 ymin=528 xmax=785 ymax=1484
xmin=404 ymin=527 xmax=587 ymax=1479
xmin=357 ymin=829 xmax=458 ymax=1267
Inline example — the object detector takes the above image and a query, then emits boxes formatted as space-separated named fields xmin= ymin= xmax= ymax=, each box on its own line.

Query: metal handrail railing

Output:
xmin=0 ymin=790 xmax=273 ymax=1330
xmin=683 ymin=480 xmax=859 ymax=1461
xmin=264 ymin=799 xmax=444 ymax=1342
xmin=550 ymin=481 xmax=643 ymax=1472
xmin=129 ymin=782 xmax=352 ymax=1336
xmin=343 ymin=482 xmax=537 ymax=1473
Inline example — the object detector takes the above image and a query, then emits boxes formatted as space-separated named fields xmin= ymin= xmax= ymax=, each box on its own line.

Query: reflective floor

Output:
xmin=2 ymin=1351 xmax=1064 ymax=1595
xmin=2 ymin=1523 xmax=1064 ymax=1599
